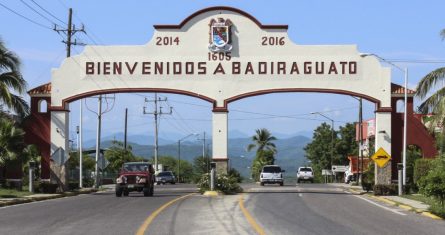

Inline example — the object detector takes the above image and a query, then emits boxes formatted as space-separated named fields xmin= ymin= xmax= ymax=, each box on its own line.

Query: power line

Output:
xmin=30 ymin=0 xmax=66 ymax=25
xmin=20 ymin=0 xmax=60 ymax=26
xmin=387 ymin=59 xmax=445 ymax=64
xmin=0 ymin=2 xmax=52 ymax=29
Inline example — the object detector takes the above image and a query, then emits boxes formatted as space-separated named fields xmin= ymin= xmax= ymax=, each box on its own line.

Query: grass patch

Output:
xmin=402 ymin=194 xmax=435 ymax=205
xmin=0 ymin=187 xmax=33 ymax=198
xmin=402 ymin=194 xmax=445 ymax=218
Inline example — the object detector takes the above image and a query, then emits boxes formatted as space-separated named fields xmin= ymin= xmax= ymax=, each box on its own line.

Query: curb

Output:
xmin=421 ymin=211 xmax=443 ymax=220
xmin=0 ymin=188 xmax=98 ymax=208
xmin=366 ymin=194 xmax=443 ymax=220
xmin=203 ymin=191 xmax=219 ymax=197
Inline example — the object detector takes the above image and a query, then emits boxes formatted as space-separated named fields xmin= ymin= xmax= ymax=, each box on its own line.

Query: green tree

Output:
xmin=104 ymin=140 xmax=140 ymax=172
xmin=415 ymin=29 xmax=445 ymax=152
xmin=406 ymin=145 xmax=422 ymax=189
xmin=0 ymin=117 xmax=25 ymax=166
xmin=418 ymin=157 xmax=445 ymax=207
xmin=335 ymin=123 xmax=359 ymax=165
xmin=156 ymin=156 xmax=194 ymax=183
xmin=68 ymin=151 xmax=95 ymax=172
xmin=246 ymin=129 xmax=277 ymax=182
xmin=304 ymin=123 xmax=337 ymax=182
xmin=305 ymin=123 xmax=337 ymax=168
xmin=247 ymin=128 xmax=277 ymax=154
xmin=22 ymin=144 xmax=41 ymax=183
xmin=0 ymin=38 xmax=29 ymax=117
xmin=192 ymin=155 xmax=211 ymax=182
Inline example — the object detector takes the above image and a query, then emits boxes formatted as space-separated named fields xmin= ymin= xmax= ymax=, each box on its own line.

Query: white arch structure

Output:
xmin=49 ymin=7 xmax=393 ymax=184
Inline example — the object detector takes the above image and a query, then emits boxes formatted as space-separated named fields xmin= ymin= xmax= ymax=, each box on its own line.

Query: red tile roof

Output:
xmin=391 ymin=83 xmax=415 ymax=95
xmin=28 ymin=82 xmax=51 ymax=95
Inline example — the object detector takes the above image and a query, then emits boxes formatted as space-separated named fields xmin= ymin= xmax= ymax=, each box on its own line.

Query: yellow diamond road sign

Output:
xmin=371 ymin=147 xmax=391 ymax=168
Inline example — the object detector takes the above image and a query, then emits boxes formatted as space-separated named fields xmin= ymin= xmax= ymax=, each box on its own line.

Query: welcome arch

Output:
xmin=29 ymin=6 xmax=395 ymax=186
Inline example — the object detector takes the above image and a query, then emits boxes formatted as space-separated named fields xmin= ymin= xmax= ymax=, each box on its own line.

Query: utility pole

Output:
xmin=94 ymin=95 xmax=102 ymax=189
xmin=358 ymin=98 xmax=363 ymax=184
xmin=203 ymin=132 xmax=206 ymax=173
xmin=197 ymin=132 xmax=207 ymax=174
xmin=84 ymin=94 xmax=115 ymax=189
xmin=54 ymin=8 xmax=86 ymax=188
xmin=124 ymin=108 xmax=128 ymax=150
xmin=54 ymin=8 xmax=85 ymax=58
xmin=143 ymin=93 xmax=172 ymax=172
xmin=79 ymin=100 xmax=83 ymax=188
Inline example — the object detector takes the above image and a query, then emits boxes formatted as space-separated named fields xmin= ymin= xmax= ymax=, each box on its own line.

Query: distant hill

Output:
xmin=86 ymin=134 xmax=311 ymax=179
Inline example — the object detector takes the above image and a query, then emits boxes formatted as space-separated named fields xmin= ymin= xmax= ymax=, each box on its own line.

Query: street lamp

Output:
xmin=351 ymin=96 xmax=363 ymax=184
xmin=361 ymin=53 xmax=408 ymax=186
xmin=311 ymin=112 xmax=335 ymax=172
xmin=177 ymin=133 xmax=198 ymax=183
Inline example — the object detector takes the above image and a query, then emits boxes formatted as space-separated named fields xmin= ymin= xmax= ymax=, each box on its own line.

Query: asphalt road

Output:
xmin=242 ymin=183 xmax=445 ymax=235
xmin=1 ymin=183 xmax=445 ymax=235
xmin=0 ymin=184 xmax=198 ymax=235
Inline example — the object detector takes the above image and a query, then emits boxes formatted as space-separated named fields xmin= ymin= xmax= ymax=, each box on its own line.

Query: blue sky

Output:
xmin=1 ymin=0 xmax=445 ymax=143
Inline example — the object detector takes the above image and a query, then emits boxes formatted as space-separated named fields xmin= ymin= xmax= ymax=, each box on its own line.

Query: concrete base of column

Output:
xmin=50 ymin=162 xmax=69 ymax=192
xmin=375 ymin=161 xmax=392 ymax=185
xmin=213 ymin=158 xmax=228 ymax=175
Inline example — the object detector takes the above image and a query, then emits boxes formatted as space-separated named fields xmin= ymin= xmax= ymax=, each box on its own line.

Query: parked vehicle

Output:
xmin=156 ymin=171 xmax=176 ymax=185
xmin=344 ymin=167 xmax=355 ymax=184
xmin=297 ymin=167 xmax=314 ymax=183
xmin=260 ymin=165 xmax=284 ymax=186
xmin=115 ymin=162 xmax=155 ymax=197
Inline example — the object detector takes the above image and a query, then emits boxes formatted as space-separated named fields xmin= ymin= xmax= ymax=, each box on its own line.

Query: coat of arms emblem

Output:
xmin=208 ymin=18 xmax=233 ymax=52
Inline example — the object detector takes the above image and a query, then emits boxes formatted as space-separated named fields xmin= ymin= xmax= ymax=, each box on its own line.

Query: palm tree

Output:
xmin=23 ymin=144 xmax=41 ymax=179
xmin=247 ymin=128 xmax=277 ymax=153
xmin=415 ymin=29 xmax=445 ymax=152
xmin=0 ymin=117 xmax=25 ymax=166
xmin=0 ymin=38 xmax=29 ymax=117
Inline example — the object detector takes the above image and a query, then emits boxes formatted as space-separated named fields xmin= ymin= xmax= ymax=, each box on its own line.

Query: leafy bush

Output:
xmin=68 ymin=181 xmax=80 ymax=191
xmin=429 ymin=202 xmax=445 ymax=218
xmin=418 ymin=158 xmax=445 ymax=207
xmin=197 ymin=173 xmax=243 ymax=194
xmin=35 ymin=182 xmax=58 ymax=193
xmin=362 ymin=162 xmax=375 ymax=192
xmin=83 ymin=178 xmax=94 ymax=188
xmin=373 ymin=184 xmax=398 ymax=196
xmin=414 ymin=158 xmax=433 ymax=186
xmin=196 ymin=173 xmax=210 ymax=192
xmin=228 ymin=168 xmax=243 ymax=183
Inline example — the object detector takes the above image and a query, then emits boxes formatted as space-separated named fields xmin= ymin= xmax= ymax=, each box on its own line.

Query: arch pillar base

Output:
xmin=213 ymin=158 xmax=229 ymax=175
xmin=50 ymin=108 xmax=70 ymax=191
xmin=212 ymin=110 xmax=228 ymax=174
xmin=375 ymin=111 xmax=392 ymax=185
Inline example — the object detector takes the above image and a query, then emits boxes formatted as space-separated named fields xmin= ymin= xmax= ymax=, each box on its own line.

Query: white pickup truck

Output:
xmin=297 ymin=167 xmax=314 ymax=183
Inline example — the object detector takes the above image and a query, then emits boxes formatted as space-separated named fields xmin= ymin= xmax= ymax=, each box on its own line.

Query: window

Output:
xmin=263 ymin=166 xmax=281 ymax=173
xmin=396 ymin=99 xmax=405 ymax=113
xmin=38 ymin=99 xmax=47 ymax=113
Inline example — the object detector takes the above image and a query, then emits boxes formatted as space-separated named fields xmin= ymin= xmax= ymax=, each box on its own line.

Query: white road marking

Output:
xmin=353 ymin=195 xmax=406 ymax=216
xmin=299 ymin=193 xmax=303 ymax=197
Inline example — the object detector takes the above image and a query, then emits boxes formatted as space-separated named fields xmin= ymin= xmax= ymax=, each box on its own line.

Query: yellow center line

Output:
xmin=239 ymin=193 xmax=266 ymax=235
xmin=135 ymin=193 xmax=196 ymax=235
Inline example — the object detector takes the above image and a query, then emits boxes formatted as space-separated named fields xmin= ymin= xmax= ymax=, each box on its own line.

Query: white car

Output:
xmin=260 ymin=165 xmax=284 ymax=186
xmin=297 ymin=167 xmax=314 ymax=183
xmin=344 ymin=168 xmax=354 ymax=184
